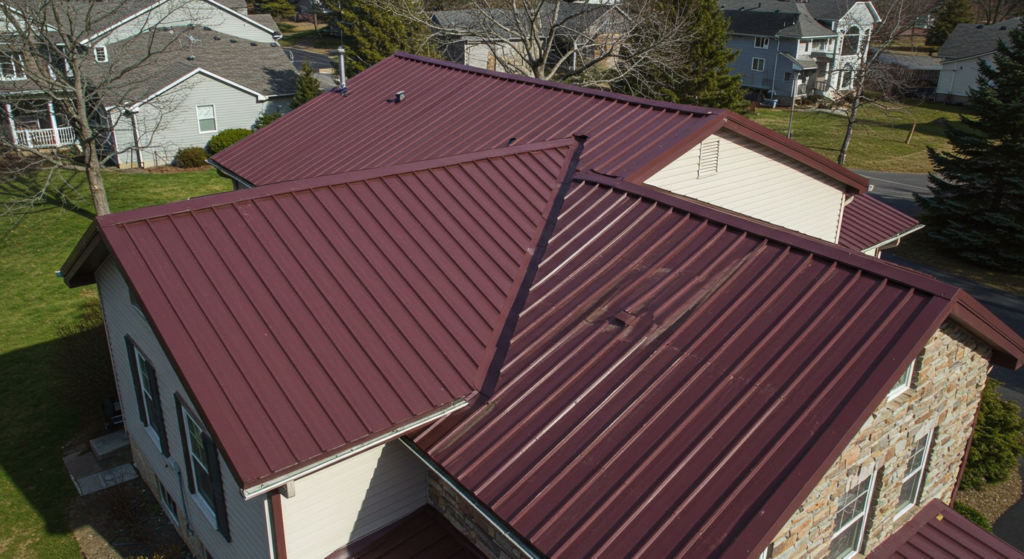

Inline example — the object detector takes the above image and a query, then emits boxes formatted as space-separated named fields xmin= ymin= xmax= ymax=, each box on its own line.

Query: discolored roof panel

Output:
xmin=838 ymin=194 xmax=922 ymax=252
xmin=72 ymin=140 xmax=576 ymax=487
xmin=420 ymin=175 xmax=1021 ymax=559
xmin=866 ymin=500 xmax=1024 ymax=559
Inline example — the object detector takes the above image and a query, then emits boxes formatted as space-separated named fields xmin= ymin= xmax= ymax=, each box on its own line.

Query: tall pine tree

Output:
xmin=616 ymin=0 xmax=745 ymax=110
xmin=328 ymin=0 xmax=436 ymax=78
xmin=291 ymin=60 xmax=323 ymax=108
xmin=916 ymin=24 xmax=1024 ymax=271
xmin=926 ymin=0 xmax=975 ymax=46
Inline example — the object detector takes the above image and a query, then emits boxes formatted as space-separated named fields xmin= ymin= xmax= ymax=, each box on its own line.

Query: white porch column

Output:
xmin=5 ymin=103 xmax=15 ymax=146
xmin=48 ymin=101 xmax=59 ymax=146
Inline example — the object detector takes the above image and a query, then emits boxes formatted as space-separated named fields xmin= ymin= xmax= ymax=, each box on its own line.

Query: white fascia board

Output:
xmin=200 ymin=0 xmax=280 ymax=38
xmin=130 ymin=67 xmax=267 ymax=110
xmin=82 ymin=0 xmax=172 ymax=46
xmin=240 ymin=398 xmax=469 ymax=500
xmin=860 ymin=223 xmax=925 ymax=254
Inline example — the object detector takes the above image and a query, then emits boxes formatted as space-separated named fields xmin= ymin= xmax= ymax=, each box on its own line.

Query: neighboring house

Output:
xmin=431 ymin=3 xmax=623 ymax=73
xmin=62 ymin=54 xmax=1024 ymax=559
xmin=721 ymin=0 xmax=881 ymax=98
xmin=873 ymin=51 xmax=941 ymax=88
xmin=0 ymin=0 xmax=295 ymax=163
xmin=724 ymin=4 xmax=838 ymax=104
xmin=935 ymin=18 xmax=1020 ymax=103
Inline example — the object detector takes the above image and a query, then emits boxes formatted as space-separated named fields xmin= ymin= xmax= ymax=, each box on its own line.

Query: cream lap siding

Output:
xmin=95 ymin=259 xmax=272 ymax=559
xmin=133 ymin=73 xmax=289 ymax=166
xmin=279 ymin=441 xmax=428 ymax=559
xmin=646 ymin=131 xmax=846 ymax=243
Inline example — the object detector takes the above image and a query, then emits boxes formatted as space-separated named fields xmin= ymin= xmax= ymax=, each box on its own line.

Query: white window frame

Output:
xmin=94 ymin=46 xmax=108 ymax=63
xmin=0 ymin=52 xmax=26 ymax=80
xmin=133 ymin=347 xmax=162 ymax=447
xmin=888 ymin=356 xmax=919 ymax=400
xmin=828 ymin=472 xmax=877 ymax=559
xmin=183 ymin=407 xmax=218 ymax=523
xmin=752 ymin=58 xmax=765 ymax=72
xmin=158 ymin=480 xmax=179 ymax=525
xmin=754 ymin=36 xmax=769 ymax=49
xmin=895 ymin=430 xmax=934 ymax=517
xmin=196 ymin=104 xmax=217 ymax=134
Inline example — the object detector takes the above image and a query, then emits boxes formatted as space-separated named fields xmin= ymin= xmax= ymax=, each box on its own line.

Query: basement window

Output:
xmin=828 ymin=472 xmax=877 ymax=559
xmin=158 ymin=480 xmax=179 ymax=524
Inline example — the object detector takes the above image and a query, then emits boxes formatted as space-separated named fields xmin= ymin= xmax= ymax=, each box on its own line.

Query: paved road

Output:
xmin=852 ymin=170 xmax=931 ymax=217
xmin=860 ymin=170 xmax=1024 ymax=549
xmin=282 ymin=47 xmax=336 ymax=89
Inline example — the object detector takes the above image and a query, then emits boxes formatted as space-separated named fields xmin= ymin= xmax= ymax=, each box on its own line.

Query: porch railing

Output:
xmin=14 ymin=126 xmax=76 ymax=148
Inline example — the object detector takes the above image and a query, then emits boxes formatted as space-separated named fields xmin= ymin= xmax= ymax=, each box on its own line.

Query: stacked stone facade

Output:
xmin=427 ymin=471 xmax=525 ymax=559
xmin=768 ymin=321 xmax=993 ymax=559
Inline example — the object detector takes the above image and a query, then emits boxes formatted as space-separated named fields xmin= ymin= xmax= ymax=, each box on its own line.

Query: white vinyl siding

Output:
xmin=94 ymin=260 xmax=272 ymax=559
xmin=937 ymin=55 xmax=992 ymax=101
xmin=279 ymin=441 xmax=428 ymax=559
xmin=646 ymin=131 xmax=847 ymax=243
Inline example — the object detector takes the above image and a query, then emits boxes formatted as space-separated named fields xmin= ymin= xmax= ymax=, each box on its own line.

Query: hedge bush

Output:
xmin=175 ymin=146 xmax=208 ymax=168
xmin=953 ymin=501 xmax=992 ymax=532
xmin=961 ymin=380 xmax=1024 ymax=490
xmin=207 ymin=128 xmax=252 ymax=154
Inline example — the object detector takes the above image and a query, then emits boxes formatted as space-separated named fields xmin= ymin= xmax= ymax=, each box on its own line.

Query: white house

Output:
xmin=935 ymin=17 xmax=1020 ymax=103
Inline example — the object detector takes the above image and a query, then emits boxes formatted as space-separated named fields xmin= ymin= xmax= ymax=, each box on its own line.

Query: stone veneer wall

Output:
xmin=768 ymin=321 xmax=993 ymax=559
xmin=130 ymin=438 xmax=209 ymax=558
xmin=427 ymin=470 xmax=525 ymax=559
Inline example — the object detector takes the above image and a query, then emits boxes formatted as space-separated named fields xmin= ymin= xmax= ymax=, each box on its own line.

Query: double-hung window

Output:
xmin=127 ymin=339 xmax=166 ymax=453
xmin=0 ymin=52 xmax=26 ymax=80
xmin=752 ymin=58 xmax=765 ymax=72
xmin=196 ymin=104 xmax=217 ymax=133
xmin=184 ymin=409 xmax=217 ymax=513
xmin=828 ymin=473 xmax=876 ymax=559
xmin=897 ymin=431 xmax=934 ymax=514
xmin=754 ymin=37 xmax=769 ymax=48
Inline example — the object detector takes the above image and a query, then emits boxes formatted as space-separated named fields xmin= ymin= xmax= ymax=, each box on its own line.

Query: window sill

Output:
xmin=886 ymin=387 xmax=915 ymax=406
xmin=894 ymin=503 xmax=920 ymax=521
xmin=145 ymin=424 xmax=162 ymax=448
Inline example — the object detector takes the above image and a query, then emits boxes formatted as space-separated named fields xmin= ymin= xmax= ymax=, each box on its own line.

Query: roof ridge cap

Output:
xmin=390 ymin=52 xmax=723 ymax=117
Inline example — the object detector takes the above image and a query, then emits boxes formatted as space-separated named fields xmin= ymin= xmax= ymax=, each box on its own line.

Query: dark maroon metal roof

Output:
xmin=419 ymin=175 xmax=1024 ymax=559
xmin=210 ymin=53 xmax=867 ymax=194
xmin=839 ymin=194 xmax=922 ymax=251
xmin=327 ymin=506 xmax=485 ymax=559
xmin=70 ymin=141 xmax=577 ymax=487
xmin=866 ymin=500 xmax=1024 ymax=559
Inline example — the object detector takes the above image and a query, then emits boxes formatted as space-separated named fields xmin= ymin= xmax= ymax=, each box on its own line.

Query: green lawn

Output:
xmin=890 ymin=233 xmax=1024 ymax=299
xmin=0 ymin=167 xmax=231 ymax=559
xmin=747 ymin=101 xmax=972 ymax=173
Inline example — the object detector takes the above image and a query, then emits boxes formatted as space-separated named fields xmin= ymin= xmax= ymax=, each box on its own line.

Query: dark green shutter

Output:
xmin=125 ymin=336 xmax=146 ymax=424
xmin=146 ymin=362 xmax=169 ymax=457
xmin=203 ymin=431 xmax=231 ymax=542
xmin=175 ymin=395 xmax=195 ymax=493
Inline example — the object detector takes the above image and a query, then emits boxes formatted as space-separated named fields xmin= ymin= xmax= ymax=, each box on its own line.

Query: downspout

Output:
xmin=130 ymin=109 xmax=143 ymax=169
xmin=47 ymin=101 xmax=59 ymax=146
xmin=399 ymin=438 xmax=544 ymax=559
xmin=770 ymin=37 xmax=781 ymax=96
xmin=170 ymin=457 xmax=194 ymax=535
xmin=5 ymin=103 xmax=16 ymax=146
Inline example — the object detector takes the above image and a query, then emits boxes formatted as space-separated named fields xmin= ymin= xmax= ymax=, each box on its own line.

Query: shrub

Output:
xmin=953 ymin=501 xmax=992 ymax=532
xmin=207 ymin=128 xmax=252 ymax=154
xmin=253 ymin=112 xmax=281 ymax=130
xmin=961 ymin=380 xmax=1024 ymax=490
xmin=174 ymin=146 xmax=208 ymax=168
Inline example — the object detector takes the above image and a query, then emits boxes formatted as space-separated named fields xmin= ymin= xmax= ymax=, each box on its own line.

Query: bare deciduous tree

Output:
xmin=0 ymin=0 xmax=206 ymax=216
xmin=363 ymin=0 xmax=694 ymax=89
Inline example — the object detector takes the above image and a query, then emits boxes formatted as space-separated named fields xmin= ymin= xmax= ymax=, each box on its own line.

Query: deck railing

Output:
xmin=14 ymin=126 xmax=76 ymax=148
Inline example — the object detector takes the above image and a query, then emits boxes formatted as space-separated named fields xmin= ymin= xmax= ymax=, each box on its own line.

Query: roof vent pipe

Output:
xmin=338 ymin=45 xmax=346 ymax=91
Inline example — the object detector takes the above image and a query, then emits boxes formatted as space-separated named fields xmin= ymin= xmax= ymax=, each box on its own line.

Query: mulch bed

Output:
xmin=957 ymin=466 xmax=1024 ymax=525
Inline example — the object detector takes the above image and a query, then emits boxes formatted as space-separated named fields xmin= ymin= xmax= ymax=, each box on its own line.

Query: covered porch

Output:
xmin=4 ymin=100 xmax=77 ymax=149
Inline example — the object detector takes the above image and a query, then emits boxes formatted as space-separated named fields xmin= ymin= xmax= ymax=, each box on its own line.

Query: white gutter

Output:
xmin=860 ymin=223 xmax=925 ymax=255
xmin=399 ymin=438 xmax=545 ymax=559
xmin=240 ymin=399 xmax=468 ymax=500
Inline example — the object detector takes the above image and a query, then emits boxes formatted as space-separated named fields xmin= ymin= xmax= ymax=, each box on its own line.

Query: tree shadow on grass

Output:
xmin=0 ymin=302 xmax=115 ymax=540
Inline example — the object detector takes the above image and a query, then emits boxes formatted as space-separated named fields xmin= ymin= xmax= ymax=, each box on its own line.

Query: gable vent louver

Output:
xmin=698 ymin=139 xmax=720 ymax=178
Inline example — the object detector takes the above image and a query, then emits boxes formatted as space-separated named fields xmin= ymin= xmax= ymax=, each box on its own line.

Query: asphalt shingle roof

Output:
xmin=937 ymin=18 xmax=1020 ymax=60
xmin=726 ymin=6 xmax=836 ymax=38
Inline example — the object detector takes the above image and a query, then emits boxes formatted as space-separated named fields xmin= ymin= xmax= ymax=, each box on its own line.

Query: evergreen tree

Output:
xmin=927 ymin=0 xmax=975 ymax=46
xmin=616 ymin=0 xmax=745 ymax=111
xmin=328 ymin=0 xmax=436 ymax=78
xmin=257 ymin=0 xmax=295 ymax=18
xmin=291 ymin=60 xmax=323 ymax=108
xmin=917 ymin=25 xmax=1024 ymax=271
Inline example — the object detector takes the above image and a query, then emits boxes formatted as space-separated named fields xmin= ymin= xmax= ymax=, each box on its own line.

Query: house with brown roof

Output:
xmin=62 ymin=54 xmax=1024 ymax=559
xmin=0 ymin=0 xmax=296 ymax=164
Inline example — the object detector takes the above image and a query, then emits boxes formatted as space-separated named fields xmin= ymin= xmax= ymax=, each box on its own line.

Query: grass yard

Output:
xmin=747 ymin=101 xmax=972 ymax=173
xmin=277 ymin=22 xmax=337 ymax=53
xmin=0 ymin=167 xmax=231 ymax=559
xmin=890 ymin=233 xmax=1024 ymax=299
